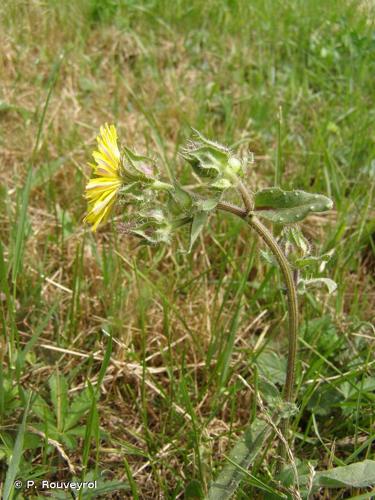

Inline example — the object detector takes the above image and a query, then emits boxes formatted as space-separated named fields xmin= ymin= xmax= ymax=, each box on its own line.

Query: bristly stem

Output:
xmin=217 ymin=200 xmax=298 ymax=468
xmin=236 ymin=180 xmax=254 ymax=212
xmin=246 ymin=216 xmax=298 ymax=406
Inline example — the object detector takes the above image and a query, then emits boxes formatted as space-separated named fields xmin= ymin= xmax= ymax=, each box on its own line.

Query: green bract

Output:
xmin=125 ymin=209 xmax=173 ymax=245
xmin=121 ymin=147 xmax=157 ymax=183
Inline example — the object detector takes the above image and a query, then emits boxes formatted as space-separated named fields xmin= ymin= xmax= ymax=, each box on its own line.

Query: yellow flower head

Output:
xmin=84 ymin=124 xmax=123 ymax=231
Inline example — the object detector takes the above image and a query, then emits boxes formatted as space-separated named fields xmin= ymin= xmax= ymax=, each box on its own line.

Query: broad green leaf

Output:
xmin=61 ymin=433 xmax=78 ymax=450
xmin=222 ymin=456 xmax=286 ymax=497
xmin=32 ymin=394 xmax=56 ymax=425
xmin=254 ymin=187 xmax=333 ymax=224
xmin=31 ymin=421 xmax=60 ymax=441
xmin=257 ymin=378 xmax=281 ymax=405
xmin=340 ymin=377 xmax=375 ymax=399
xmin=255 ymin=351 xmax=286 ymax=385
xmin=314 ymin=460 xmax=375 ymax=488
xmin=65 ymin=388 xmax=93 ymax=431
xmin=188 ymin=211 xmax=208 ymax=252
xmin=207 ymin=418 xmax=271 ymax=500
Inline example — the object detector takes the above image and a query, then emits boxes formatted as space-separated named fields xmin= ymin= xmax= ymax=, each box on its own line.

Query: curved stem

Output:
xmin=247 ymin=215 xmax=298 ymax=405
xmin=217 ymin=201 xmax=298 ymax=465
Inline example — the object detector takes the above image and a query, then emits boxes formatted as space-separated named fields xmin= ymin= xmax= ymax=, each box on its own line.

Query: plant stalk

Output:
xmin=217 ymin=201 xmax=298 ymax=467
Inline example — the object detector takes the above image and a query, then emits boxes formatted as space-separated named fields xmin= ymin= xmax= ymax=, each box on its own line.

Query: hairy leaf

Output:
xmin=314 ymin=460 xmax=375 ymax=488
xmin=207 ymin=418 xmax=271 ymax=500
xmin=298 ymin=277 xmax=337 ymax=294
xmin=254 ymin=187 xmax=333 ymax=223
xmin=295 ymin=253 xmax=332 ymax=269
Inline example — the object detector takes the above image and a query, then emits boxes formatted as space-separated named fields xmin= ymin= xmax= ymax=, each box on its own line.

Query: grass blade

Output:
xmin=3 ymin=392 xmax=32 ymax=500
xmin=11 ymin=167 xmax=32 ymax=285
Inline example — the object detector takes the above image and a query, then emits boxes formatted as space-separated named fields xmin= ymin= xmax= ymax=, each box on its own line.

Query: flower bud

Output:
xmin=227 ymin=156 xmax=242 ymax=174
xmin=181 ymin=130 xmax=245 ymax=192
xmin=180 ymin=130 xmax=230 ymax=180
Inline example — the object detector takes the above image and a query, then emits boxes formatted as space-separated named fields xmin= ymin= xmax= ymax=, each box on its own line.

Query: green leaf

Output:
xmin=257 ymin=378 xmax=281 ymax=405
xmin=207 ymin=418 xmax=273 ymax=500
xmin=314 ymin=460 xmax=375 ymax=488
xmin=254 ymin=187 xmax=333 ymax=224
xmin=81 ymin=479 xmax=129 ymax=498
xmin=282 ymin=226 xmax=310 ymax=255
xmin=295 ymin=253 xmax=332 ymax=269
xmin=16 ymin=304 xmax=57 ymax=378
xmin=32 ymin=394 xmax=56 ymax=425
xmin=340 ymin=376 xmax=375 ymax=400
xmin=298 ymin=278 xmax=337 ymax=294
xmin=49 ymin=372 xmax=69 ymax=433
xmin=255 ymin=351 xmax=286 ymax=385
xmin=194 ymin=196 xmax=220 ymax=212
xmin=184 ymin=479 xmax=204 ymax=499
xmin=65 ymin=389 xmax=93 ymax=431
xmin=260 ymin=249 xmax=277 ymax=266
xmin=81 ymin=382 xmax=99 ymax=471
xmin=3 ymin=393 xmax=32 ymax=500
xmin=12 ymin=167 xmax=32 ymax=284
xmin=171 ymin=183 xmax=193 ymax=211
xmin=188 ymin=211 xmax=208 ymax=252
xmin=96 ymin=334 xmax=113 ymax=393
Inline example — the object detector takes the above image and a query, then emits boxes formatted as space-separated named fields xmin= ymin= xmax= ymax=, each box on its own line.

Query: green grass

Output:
xmin=1 ymin=0 xmax=374 ymax=498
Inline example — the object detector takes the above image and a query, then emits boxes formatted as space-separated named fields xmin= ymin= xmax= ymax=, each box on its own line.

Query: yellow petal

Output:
xmin=85 ymin=177 xmax=122 ymax=193
xmin=84 ymin=189 xmax=117 ymax=231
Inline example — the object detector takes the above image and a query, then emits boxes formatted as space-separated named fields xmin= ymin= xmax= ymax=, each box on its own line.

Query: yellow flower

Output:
xmin=84 ymin=124 xmax=123 ymax=231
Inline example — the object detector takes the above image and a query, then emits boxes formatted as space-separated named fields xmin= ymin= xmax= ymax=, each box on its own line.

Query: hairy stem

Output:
xmin=246 ymin=216 xmax=298 ymax=404
xmin=217 ymin=201 xmax=298 ymax=466
xmin=236 ymin=180 xmax=254 ymax=212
